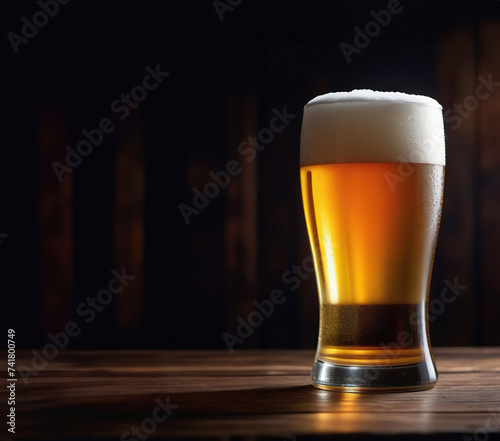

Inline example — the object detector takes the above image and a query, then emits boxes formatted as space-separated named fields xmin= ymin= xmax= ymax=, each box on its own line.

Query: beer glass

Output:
xmin=300 ymin=90 xmax=445 ymax=392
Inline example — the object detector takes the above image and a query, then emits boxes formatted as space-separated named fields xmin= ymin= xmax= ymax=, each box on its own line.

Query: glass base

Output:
xmin=311 ymin=358 xmax=437 ymax=393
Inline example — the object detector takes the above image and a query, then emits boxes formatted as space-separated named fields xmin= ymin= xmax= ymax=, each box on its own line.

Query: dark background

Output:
xmin=2 ymin=0 xmax=500 ymax=350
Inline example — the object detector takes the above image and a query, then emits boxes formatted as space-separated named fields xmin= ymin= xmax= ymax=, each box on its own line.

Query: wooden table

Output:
xmin=12 ymin=348 xmax=500 ymax=440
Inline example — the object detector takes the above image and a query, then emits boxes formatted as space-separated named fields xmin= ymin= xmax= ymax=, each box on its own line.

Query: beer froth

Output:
xmin=300 ymin=90 xmax=445 ymax=166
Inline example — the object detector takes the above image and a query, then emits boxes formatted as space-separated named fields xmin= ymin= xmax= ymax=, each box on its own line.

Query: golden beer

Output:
xmin=300 ymin=91 xmax=445 ymax=391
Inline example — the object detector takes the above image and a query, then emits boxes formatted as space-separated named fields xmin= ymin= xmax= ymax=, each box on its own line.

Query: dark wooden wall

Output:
xmin=2 ymin=0 xmax=500 ymax=350
xmin=434 ymin=23 xmax=500 ymax=346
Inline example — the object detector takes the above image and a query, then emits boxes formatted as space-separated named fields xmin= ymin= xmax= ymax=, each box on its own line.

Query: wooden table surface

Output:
xmin=10 ymin=348 xmax=500 ymax=440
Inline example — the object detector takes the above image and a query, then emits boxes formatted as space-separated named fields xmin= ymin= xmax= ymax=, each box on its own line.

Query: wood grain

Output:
xmin=436 ymin=26 xmax=478 ymax=345
xmin=477 ymin=22 xmax=500 ymax=345
xmin=38 ymin=106 xmax=72 ymax=335
xmin=113 ymin=111 xmax=144 ymax=332
xmin=11 ymin=348 xmax=500 ymax=439
xmin=224 ymin=88 xmax=259 ymax=341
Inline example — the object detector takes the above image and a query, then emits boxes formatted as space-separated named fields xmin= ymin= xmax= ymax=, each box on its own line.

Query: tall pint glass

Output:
xmin=300 ymin=90 xmax=445 ymax=392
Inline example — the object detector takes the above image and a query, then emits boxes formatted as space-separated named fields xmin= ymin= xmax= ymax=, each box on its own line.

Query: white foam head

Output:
xmin=300 ymin=90 xmax=445 ymax=166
